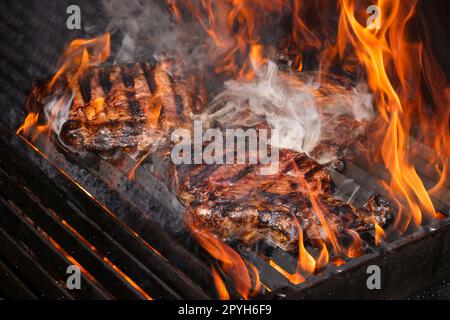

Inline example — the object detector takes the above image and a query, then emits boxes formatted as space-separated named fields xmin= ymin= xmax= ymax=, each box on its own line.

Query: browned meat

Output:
xmin=30 ymin=63 xmax=392 ymax=252
xmin=58 ymin=62 xmax=206 ymax=158
xmin=186 ymin=192 xmax=391 ymax=251
xmin=178 ymin=148 xmax=393 ymax=251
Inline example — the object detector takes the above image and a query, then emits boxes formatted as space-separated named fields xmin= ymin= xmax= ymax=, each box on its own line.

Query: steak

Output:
xmin=29 ymin=63 xmax=393 ymax=252
xmin=56 ymin=61 xmax=206 ymax=158
xmin=178 ymin=148 xmax=392 ymax=250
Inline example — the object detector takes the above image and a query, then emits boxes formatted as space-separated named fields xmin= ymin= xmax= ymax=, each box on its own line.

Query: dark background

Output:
xmin=0 ymin=0 xmax=449 ymax=299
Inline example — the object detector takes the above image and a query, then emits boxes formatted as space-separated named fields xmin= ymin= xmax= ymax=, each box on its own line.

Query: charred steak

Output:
xmin=30 ymin=63 xmax=393 ymax=251
xmin=177 ymin=148 xmax=392 ymax=250
xmin=54 ymin=61 xmax=206 ymax=158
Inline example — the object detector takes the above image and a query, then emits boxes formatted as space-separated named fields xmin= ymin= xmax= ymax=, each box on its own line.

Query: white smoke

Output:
xmin=102 ymin=0 xmax=208 ymax=69
xmin=44 ymin=93 xmax=74 ymax=135
xmin=202 ymin=61 xmax=374 ymax=158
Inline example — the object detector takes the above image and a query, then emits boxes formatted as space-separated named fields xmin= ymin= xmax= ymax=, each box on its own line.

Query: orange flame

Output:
xmin=330 ymin=257 xmax=346 ymax=267
xmin=18 ymin=33 xmax=111 ymax=140
xmin=374 ymin=222 xmax=386 ymax=246
xmin=294 ymin=217 xmax=316 ymax=274
xmin=331 ymin=0 xmax=448 ymax=231
xmin=268 ymin=216 xmax=316 ymax=284
xmin=345 ymin=229 xmax=364 ymax=258
xmin=49 ymin=33 xmax=110 ymax=90
xmin=291 ymin=159 xmax=342 ymax=255
xmin=189 ymin=224 xmax=260 ymax=299
xmin=211 ymin=266 xmax=231 ymax=300
xmin=268 ymin=259 xmax=305 ymax=285
xmin=168 ymin=0 xmax=322 ymax=79
xmin=169 ymin=0 xmax=448 ymax=237
xmin=16 ymin=112 xmax=43 ymax=138
xmin=17 ymin=0 xmax=449 ymax=299
xmin=315 ymin=240 xmax=330 ymax=271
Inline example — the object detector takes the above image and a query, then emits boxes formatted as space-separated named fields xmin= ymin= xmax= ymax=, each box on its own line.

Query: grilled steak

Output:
xmin=29 ymin=63 xmax=392 ymax=252
xmin=57 ymin=61 xmax=206 ymax=158
xmin=178 ymin=148 xmax=392 ymax=250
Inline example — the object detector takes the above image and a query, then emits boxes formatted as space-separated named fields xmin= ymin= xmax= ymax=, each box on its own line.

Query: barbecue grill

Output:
xmin=0 ymin=0 xmax=449 ymax=300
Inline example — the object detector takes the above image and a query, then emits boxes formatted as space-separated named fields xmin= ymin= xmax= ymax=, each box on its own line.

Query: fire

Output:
xmin=291 ymin=159 xmax=341 ymax=256
xmin=245 ymin=44 xmax=266 ymax=79
xmin=374 ymin=222 xmax=386 ymax=246
xmin=17 ymin=33 xmax=111 ymax=141
xmin=17 ymin=0 xmax=449 ymax=300
xmin=211 ymin=266 xmax=231 ymax=300
xmin=268 ymin=260 xmax=305 ymax=285
xmin=332 ymin=0 xmax=448 ymax=231
xmin=295 ymin=217 xmax=317 ymax=274
xmin=188 ymin=222 xmax=260 ymax=299
xmin=49 ymin=34 xmax=110 ymax=90
xmin=330 ymin=257 xmax=346 ymax=267
xmin=270 ymin=238 xmax=328 ymax=283
xmin=16 ymin=112 xmax=44 ymax=138
xmin=168 ymin=0 xmax=321 ymax=79
xmin=315 ymin=240 xmax=330 ymax=271
xmin=269 ymin=215 xmax=315 ymax=284
xmin=181 ymin=0 xmax=447 ymax=294
xmin=170 ymin=0 xmax=271 ymax=78
xmin=345 ymin=229 xmax=364 ymax=258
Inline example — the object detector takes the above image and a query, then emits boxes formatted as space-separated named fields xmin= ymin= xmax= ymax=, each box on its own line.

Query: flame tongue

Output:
xmin=189 ymin=223 xmax=260 ymax=300
xmin=332 ymin=0 xmax=448 ymax=231
xmin=49 ymin=33 xmax=110 ymax=90
xmin=18 ymin=33 xmax=111 ymax=139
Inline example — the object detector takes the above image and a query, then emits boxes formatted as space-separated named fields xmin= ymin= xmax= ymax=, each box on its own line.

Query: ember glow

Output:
xmin=17 ymin=0 xmax=449 ymax=300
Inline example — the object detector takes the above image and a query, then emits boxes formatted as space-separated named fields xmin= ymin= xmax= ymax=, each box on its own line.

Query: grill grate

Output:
xmin=1 ymin=0 xmax=450 ymax=300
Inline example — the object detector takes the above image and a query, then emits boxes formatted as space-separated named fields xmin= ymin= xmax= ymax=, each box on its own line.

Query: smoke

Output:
xmin=202 ymin=61 xmax=374 ymax=159
xmin=98 ymin=0 xmax=374 ymax=163
xmin=102 ymin=0 xmax=208 ymax=69
xmin=44 ymin=92 xmax=74 ymax=136
xmin=203 ymin=61 xmax=321 ymax=153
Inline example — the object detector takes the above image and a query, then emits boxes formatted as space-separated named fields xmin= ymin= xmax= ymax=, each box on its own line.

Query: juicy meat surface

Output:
xmin=178 ymin=148 xmax=393 ymax=251
xmin=58 ymin=62 xmax=206 ymax=158
xmin=32 ymin=63 xmax=393 ymax=251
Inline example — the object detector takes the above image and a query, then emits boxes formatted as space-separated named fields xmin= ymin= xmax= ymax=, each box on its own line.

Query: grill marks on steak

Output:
xmin=46 ymin=63 xmax=392 ymax=251
xmin=59 ymin=62 xmax=205 ymax=158
xmin=178 ymin=149 xmax=393 ymax=250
